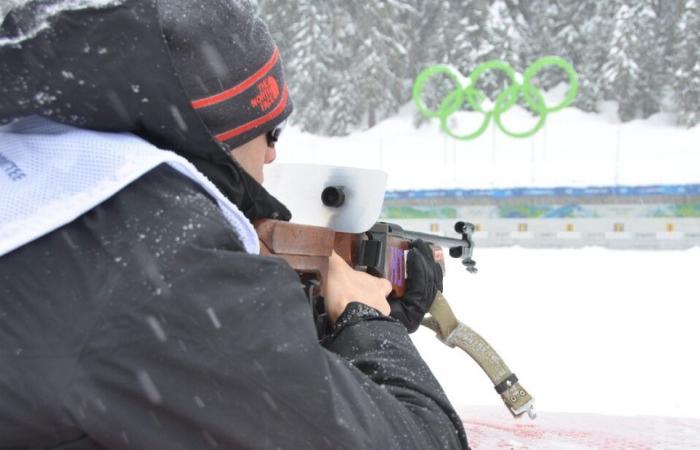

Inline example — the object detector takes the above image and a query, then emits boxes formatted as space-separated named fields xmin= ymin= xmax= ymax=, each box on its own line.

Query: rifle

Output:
xmin=255 ymin=217 xmax=536 ymax=419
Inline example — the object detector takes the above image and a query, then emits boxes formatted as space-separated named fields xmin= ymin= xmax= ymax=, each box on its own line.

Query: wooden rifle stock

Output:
xmin=255 ymin=219 xmax=413 ymax=297
xmin=254 ymin=219 xmax=449 ymax=298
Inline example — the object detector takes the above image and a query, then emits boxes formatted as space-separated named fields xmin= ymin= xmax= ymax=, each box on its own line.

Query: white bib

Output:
xmin=0 ymin=117 xmax=259 ymax=257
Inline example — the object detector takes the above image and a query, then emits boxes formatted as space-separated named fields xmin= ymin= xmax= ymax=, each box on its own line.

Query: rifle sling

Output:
xmin=422 ymin=292 xmax=536 ymax=419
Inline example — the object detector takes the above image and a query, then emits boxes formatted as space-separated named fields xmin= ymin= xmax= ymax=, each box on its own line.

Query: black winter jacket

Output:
xmin=0 ymin=165 xmax=469 ymax=449
xmin=1 ymin=2 xmax=469 ymax=447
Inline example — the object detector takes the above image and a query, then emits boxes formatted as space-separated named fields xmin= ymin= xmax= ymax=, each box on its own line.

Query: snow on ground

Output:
xmin=418 ymin=247 xmax=700 ymax=447
xmin=412 ymin=247 xmax=700 ymax=420
xmin=275 ymin=96 xmax=700 ymax=190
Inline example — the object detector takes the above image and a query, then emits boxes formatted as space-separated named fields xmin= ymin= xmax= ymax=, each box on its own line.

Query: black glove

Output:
xmin=388 ymin=239 xmax=443 ymax=333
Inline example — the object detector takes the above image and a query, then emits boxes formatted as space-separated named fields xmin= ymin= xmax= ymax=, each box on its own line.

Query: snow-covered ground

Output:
xmin=421 ymin=247 xmax=700 ymax=409
xmin=275 ymin=90 xmax=700 ymax=191
xmin=426 ymin=247 xmax=700 ymax=448
xmin=274 ymin=102 xmax=700 ymax=446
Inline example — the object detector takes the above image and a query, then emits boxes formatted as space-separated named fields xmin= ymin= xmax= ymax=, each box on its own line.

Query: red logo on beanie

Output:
xmin=251 ymin=76 xmax=280 ymax=112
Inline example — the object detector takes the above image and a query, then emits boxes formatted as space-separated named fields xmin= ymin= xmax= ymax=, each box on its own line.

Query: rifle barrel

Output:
xmin=391 ymin=230 xmax=472 ymax=250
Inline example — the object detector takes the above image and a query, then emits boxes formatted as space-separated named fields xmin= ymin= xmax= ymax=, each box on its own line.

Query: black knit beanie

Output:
xmin=158 ymin=0 xmax=293 ymax=151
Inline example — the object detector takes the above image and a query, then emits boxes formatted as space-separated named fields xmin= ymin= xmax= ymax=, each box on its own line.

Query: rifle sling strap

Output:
xmin=422 ymin=291 xmax=536 ymax=419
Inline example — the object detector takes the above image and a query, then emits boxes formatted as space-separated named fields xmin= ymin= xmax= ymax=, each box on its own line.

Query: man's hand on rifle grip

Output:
xmin=389 ymin=239 xmax=444 ymax=333
xmin=324 ymin=251 xmax=392 ymax=325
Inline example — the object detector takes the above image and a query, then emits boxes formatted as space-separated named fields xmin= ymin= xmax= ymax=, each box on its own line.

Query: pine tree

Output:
xmin=342 ymin=1 xmax=413 ymax=129
xmin=401 ymin=0 xmax=444 ymax=126
xmin=524 ymin=0 xmax=588 ymax=92
xmin=549 ymin=0 xmax=613 ymax=112
xmin=406 ymin=0 xmax=451 ymax=74
xmin=497 ymin=0 xmax=534 ymax=67
xmin=635 ymin=0 xmax=665 ymax=118
xmin=601 ymin=0 xmax=659 ymax=121
xmin=672 ymin=0 xmax=700 ymax=127
xmin=511 ymin=0 xmax=556 ymax=62
xmin=260 ymin=0 xmax=339 ymax=133
xmin=324 ymin=3 xmax=365 ymax=135
xmin=476 ymin=0 xmax=526 ymax=98
xmin=447 ymin=0 xmax=491 ymax=73
xmin=258 ymin=0 xmax=294 ymax=57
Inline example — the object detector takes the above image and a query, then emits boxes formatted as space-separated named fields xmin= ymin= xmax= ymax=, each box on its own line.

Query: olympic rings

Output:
xmin=413 ymin=56 xmax=579 ymax=140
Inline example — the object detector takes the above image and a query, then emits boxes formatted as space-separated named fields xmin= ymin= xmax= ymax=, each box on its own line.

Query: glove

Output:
xmin=388 ymin=239 xmax=443 ymax=333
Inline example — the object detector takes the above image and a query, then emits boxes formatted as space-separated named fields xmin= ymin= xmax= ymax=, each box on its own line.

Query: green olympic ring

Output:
xmin=412 ymin=56 xmax=579 ymax=140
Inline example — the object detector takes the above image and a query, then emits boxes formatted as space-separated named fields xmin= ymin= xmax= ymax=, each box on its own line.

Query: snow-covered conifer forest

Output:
xmin=257 ymin=0 xmax=700 ymax=134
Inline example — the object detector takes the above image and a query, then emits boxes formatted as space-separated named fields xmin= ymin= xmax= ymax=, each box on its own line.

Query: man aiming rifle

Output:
xmin=0 ymin=0 xmax=469 ymax=448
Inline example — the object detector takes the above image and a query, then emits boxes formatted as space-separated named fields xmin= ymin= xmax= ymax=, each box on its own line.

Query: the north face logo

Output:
xmin=250 ymin=76 xmax=280 ymax=112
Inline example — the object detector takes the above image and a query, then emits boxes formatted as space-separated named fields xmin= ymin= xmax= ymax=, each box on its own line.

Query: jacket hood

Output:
xmin=0 ymin=0 xmax=291 ymax=222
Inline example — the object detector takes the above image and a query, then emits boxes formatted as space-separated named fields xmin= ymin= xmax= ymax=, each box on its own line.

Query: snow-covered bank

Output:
xmin=274 ymin=100 xmax=700 ymax=191
xmin=412 ymin=247 xmax=700 ymax=420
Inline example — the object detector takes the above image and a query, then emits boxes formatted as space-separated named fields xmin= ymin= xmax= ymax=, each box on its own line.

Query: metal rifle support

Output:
xmin=388 ymin=221 xmax=478 ymax=274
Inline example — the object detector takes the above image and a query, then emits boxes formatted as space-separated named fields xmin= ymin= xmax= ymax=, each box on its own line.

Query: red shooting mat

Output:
xmin=460 ymin=406 xmax=700 ymax=449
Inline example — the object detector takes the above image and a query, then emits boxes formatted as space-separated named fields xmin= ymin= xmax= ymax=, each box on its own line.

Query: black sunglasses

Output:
xmin=266 ymin=120 xmax=287 ymax=147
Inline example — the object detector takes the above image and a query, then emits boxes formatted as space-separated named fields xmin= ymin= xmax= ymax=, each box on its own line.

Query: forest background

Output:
xmin=257 ymin=0 xmax=700 ymax=135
